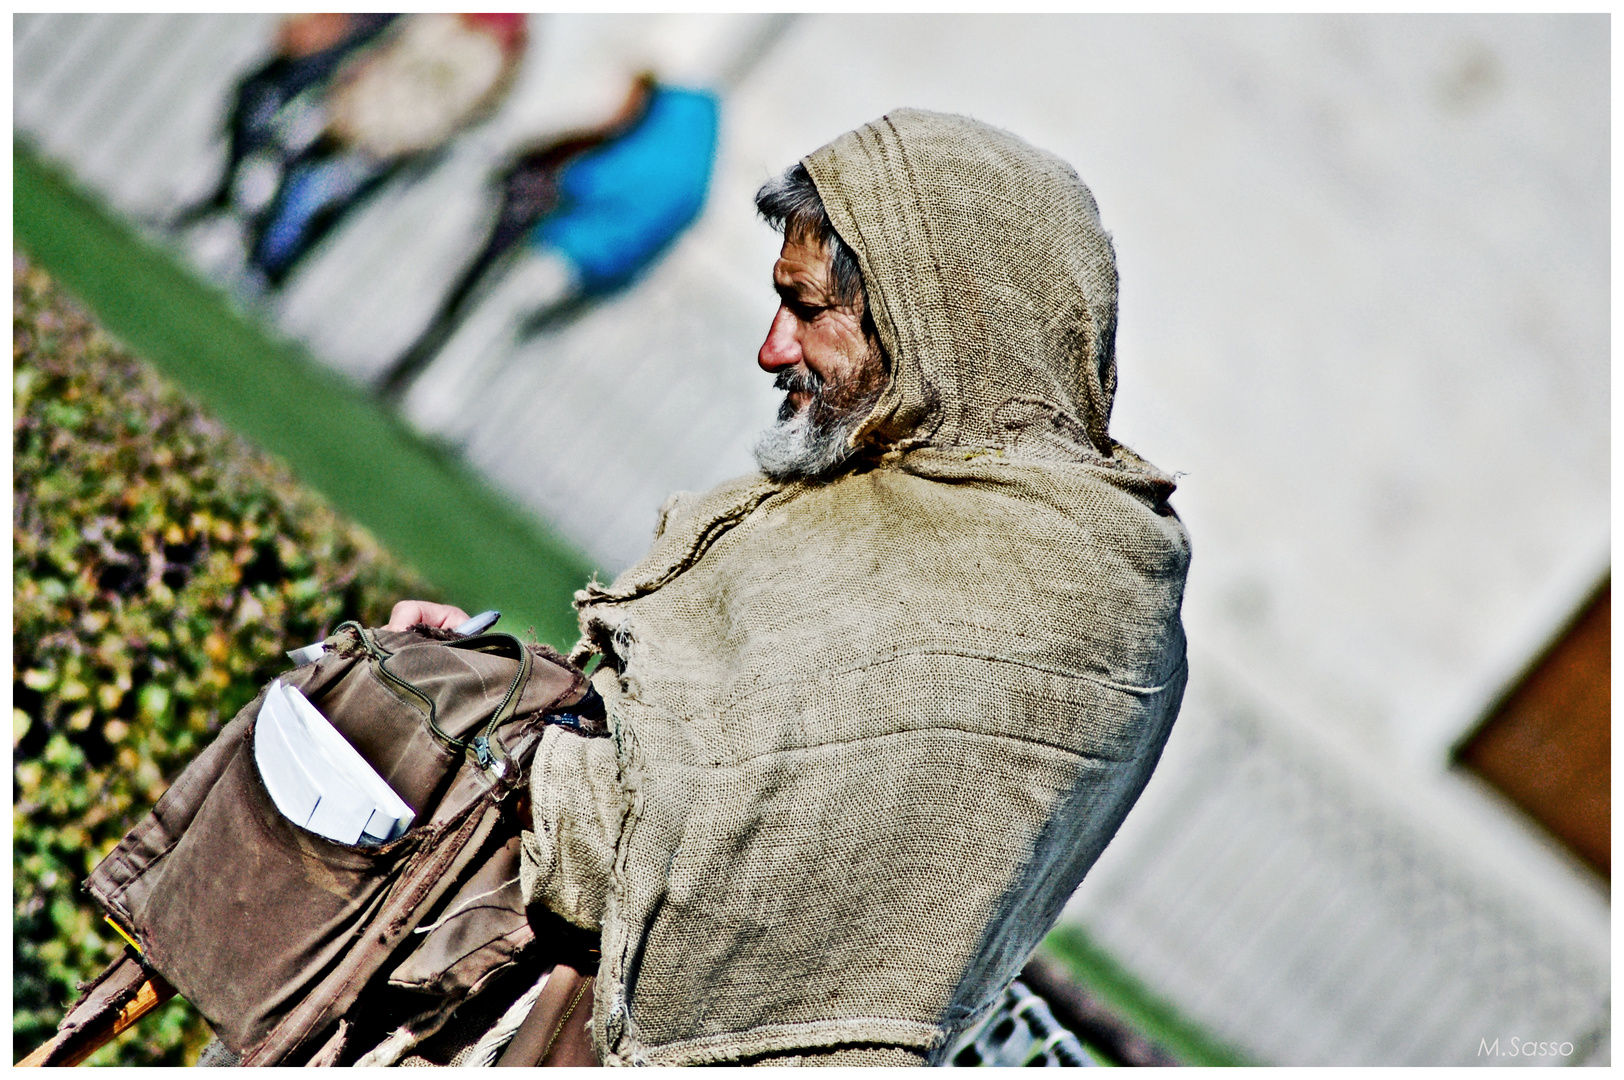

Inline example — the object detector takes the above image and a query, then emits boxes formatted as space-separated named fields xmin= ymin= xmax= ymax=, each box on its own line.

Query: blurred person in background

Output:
xmin=384 ymin=108 xmax=1189 ymax=1066
xmin=377 ymin=73 xmax=720 ymax=407
xmin=176 ymin=13 xmax=527 ymax=289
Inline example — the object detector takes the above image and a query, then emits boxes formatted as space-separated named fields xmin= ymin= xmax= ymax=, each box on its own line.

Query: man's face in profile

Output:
xmin=752 ymin=231 xmax=886 ymax=480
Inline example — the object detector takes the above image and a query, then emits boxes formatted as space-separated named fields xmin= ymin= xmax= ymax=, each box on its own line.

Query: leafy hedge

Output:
xmin=13 ymin=257 xmax=436 ymax=1065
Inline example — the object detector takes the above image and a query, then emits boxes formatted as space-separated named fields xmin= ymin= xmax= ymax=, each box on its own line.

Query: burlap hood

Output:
xmin=811 ymin=109 xmax=1132 ymax=470
xmin=525 ymin=109 xmax=1190 ymax=1065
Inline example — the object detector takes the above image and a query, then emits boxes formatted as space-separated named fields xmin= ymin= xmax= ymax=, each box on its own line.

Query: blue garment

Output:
xmin=256 ymin=155 xmax=374 ymax=275
xmin=534 ymin=87 xmax=719 ymax=294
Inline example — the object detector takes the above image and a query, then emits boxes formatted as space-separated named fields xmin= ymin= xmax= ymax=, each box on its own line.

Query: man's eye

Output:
xmin=791 ymin=302 xmax=825 ymax=321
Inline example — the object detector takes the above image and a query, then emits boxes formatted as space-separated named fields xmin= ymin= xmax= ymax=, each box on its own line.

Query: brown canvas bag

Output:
xmin=32 ymin=622 xmax=604 ymax=1067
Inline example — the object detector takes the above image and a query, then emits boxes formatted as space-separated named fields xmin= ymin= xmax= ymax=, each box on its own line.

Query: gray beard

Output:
xmin=753 ymin=368 xmax=881 ymax=481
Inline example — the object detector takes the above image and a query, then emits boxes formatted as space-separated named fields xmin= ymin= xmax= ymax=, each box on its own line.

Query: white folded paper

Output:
xmin=254 ymin=679 xmax=414 ymax=846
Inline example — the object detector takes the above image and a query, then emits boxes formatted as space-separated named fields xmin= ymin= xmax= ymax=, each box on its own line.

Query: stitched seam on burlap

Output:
xmin=600 ymin=776 xmax=651 ymax=1059
xmin=721 ymin=645 xmax=1184 ymax=712
xmin=578 ymin=487 xmax=777 ymax=604
xmin=638 ymin=1016 xmax=944 ymax=1065
xmin=817 ymin=128 xmax=908 ymax=447
xmin=670 ymin=721 xmax=1144 ymax=771
xmin=881 ymin=113 xmax=963 ymax=447
xmin=840 ymin=121 xmax=930 ymax=445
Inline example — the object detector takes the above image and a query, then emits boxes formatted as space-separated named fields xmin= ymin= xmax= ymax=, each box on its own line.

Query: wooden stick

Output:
xmin=17 ymin=977 xmax=175 ymax=1067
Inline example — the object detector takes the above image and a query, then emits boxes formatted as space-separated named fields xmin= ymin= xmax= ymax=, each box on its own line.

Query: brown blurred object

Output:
xmin=1019 ymin=954 xmax=1181 ymax=1067
xmin=1458 ymin=578 xmax=1610 ymax=877
xmin=329 ymin=13 xmax=527 ymax=159
xmin=279 ymin=14 xmax=357 ymax=59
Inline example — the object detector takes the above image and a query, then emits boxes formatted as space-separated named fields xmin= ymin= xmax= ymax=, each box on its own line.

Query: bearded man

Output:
xmin=390 ymin=108 xmax=1190 ymax=1066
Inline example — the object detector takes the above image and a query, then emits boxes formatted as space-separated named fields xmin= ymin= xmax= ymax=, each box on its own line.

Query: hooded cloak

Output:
xmin=523 ymin=109 xmax=1190 ymax=1065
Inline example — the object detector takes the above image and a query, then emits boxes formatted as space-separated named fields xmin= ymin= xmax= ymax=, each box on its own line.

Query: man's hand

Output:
xmin=385 ymin=600 xmax=471 ymax=632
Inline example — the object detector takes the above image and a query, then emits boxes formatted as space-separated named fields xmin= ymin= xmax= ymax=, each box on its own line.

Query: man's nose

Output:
xmin=757 ymin=305 xmax=801 ymax=372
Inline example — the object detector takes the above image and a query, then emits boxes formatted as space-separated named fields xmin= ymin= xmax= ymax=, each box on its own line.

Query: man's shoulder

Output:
xmin=778 ymin=452 xmax=1187 ymax=557
xmin=652 ymin=474 xmax=777 ymax=542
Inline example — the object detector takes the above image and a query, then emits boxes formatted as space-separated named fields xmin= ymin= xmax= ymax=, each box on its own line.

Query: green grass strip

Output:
xmin=14 ymin=140 xmax=598 ymax=650
xmin=1042 ymin=923 xmax=1258 ymax=1066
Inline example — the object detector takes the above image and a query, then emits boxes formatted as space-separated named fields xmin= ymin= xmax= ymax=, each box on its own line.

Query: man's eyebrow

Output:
xmin=774 ymin=281 xmax=821 ymax=309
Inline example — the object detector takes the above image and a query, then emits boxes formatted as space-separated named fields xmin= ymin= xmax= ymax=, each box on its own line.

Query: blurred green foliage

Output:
xmin=13 ymin=258 xmax=436 ymax=1065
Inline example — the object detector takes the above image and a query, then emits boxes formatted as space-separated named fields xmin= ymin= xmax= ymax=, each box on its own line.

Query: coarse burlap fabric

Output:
xmin=523 ymin=109 xmax=1191 ymax=1066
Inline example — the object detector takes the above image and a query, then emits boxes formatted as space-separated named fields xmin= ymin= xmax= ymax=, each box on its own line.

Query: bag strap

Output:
xmin=18 ymin=950 xmax=173 ymax=1067
xmin=493 ymin=964 xmax=598 ymax=1067
xmin=341 ymin=623 xmax=535 ymax=769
